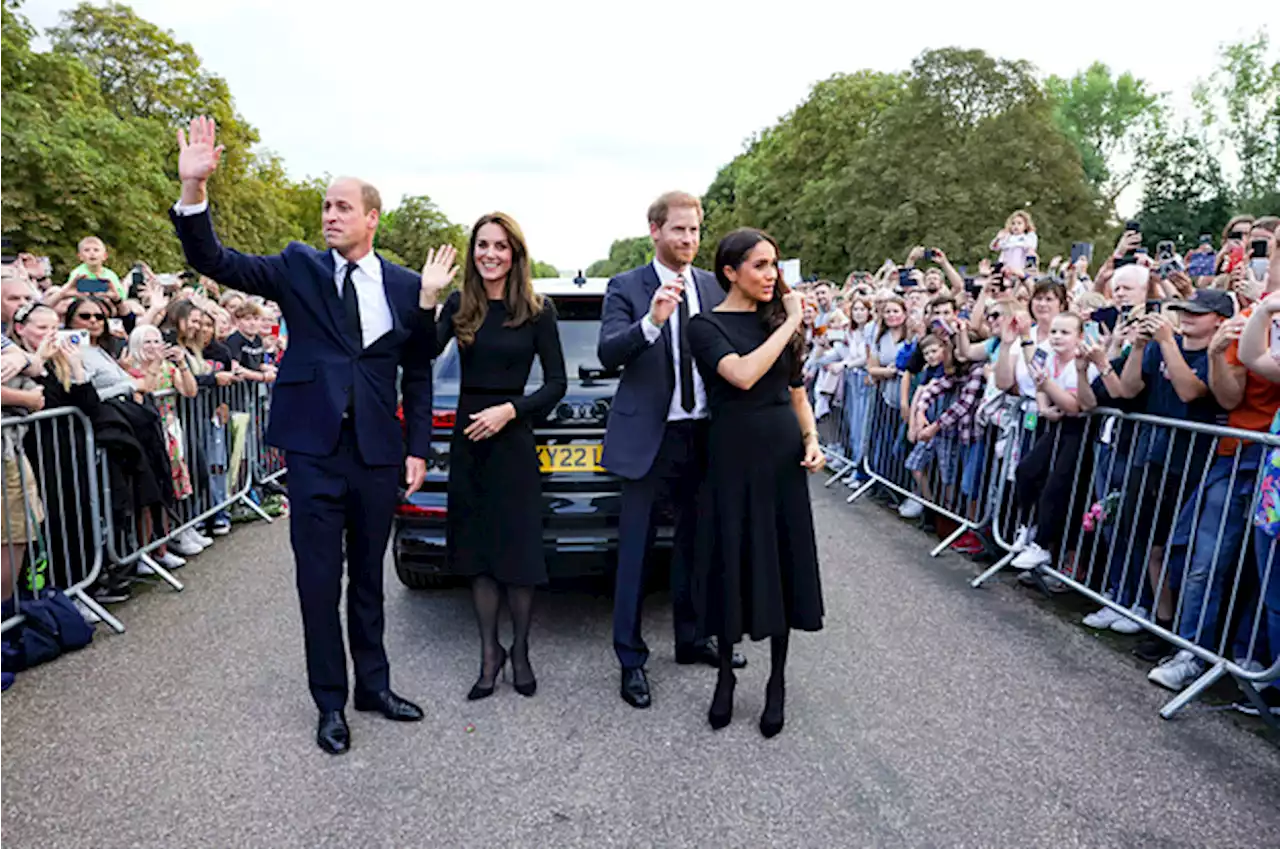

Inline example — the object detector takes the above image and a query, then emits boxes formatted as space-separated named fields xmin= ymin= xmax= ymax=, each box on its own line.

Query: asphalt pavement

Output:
xmin=2 ymin=480 xmax=1278 ymax=849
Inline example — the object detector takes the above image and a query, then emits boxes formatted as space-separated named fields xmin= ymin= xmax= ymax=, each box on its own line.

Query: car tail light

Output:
xmin=397 ymin=503 xmax=447 ymax=518
xmin=432 ymin=409 xmax=456 ymax=430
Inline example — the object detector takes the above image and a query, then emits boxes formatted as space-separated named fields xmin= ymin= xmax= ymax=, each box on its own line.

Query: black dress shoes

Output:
xmin=676 ymin=638 xmax=747 ymax=670
xmin=316 ymin=711 xmax=350 ymax=755
xmin=620 ymin=667 xmax=652 ymax=709
xmin=353 ymin=689 xmax=425 ymax=721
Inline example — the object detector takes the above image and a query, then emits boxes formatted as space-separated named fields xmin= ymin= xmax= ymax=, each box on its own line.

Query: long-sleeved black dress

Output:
xmin=438 ymin=292 xmax=567 ymax=585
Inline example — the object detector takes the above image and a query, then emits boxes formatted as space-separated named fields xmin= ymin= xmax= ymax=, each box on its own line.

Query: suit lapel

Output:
xmin=318 ymin=250 xmax=356 ymax=354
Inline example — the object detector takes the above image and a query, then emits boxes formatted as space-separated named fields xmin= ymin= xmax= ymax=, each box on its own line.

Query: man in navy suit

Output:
xmin=170 ymin=116 xmax=454 ymax=754
xmin=598 ymin=191 xmax=746 ymax=709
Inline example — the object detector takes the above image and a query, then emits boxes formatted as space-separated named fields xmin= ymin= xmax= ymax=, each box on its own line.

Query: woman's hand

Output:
xmin=420 ymin=245 xmax=460 ymax=307
xmin=464 ymin=402 xmax=516 ymax=441
xmin=214 ymin=371 xmax=238 ymax=387
xmin=781 ymin=291 xmax=803 ymax=323
xmin=801 ymin=437 xmax=825 ymax=473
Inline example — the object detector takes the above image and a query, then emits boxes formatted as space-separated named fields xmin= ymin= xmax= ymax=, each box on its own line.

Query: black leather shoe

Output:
xmin=675 ymin=638 xmax=747 ymax=670
xmin=316 ymin=711 xmax=350 ymax=755
xmin=620 ymin=667 xmax=651 ymax=709
xmin=353 ymin=689 xmax=425 ymax=722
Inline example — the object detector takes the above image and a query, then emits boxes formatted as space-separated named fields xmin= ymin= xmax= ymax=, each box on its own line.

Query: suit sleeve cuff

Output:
xmin=173 ymin=199 xmax=209 ymax=216
xmin=640 ymin=313 xmax=662 ymax=344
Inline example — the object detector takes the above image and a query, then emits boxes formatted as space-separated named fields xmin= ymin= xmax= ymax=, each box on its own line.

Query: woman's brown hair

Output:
xmin=451 ymin=212 xmax=543 ymax=348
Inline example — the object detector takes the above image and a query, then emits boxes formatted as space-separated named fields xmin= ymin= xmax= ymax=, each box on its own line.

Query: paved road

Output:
xmin=3 ymin=481 xmax=1278 ymax=849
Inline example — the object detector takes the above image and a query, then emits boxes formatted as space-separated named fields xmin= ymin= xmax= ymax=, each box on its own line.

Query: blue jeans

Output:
xmin=844 ymin=370 xmax=873 ymax=471
xmin=1250 ymin=528 xmax=1280 ymax=670
xmin=1169 ymin=447 xmax=1262 ymax=649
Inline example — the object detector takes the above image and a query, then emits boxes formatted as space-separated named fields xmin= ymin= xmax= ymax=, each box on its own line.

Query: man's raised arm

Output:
xmin=170 ymin=115 xmax=287 ymax=301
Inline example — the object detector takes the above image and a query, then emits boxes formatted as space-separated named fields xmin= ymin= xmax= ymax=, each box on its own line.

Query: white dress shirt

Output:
xmin=173 ymin=198 xmax=393 ymax=348
xmin=640 ymin=259 xmax=708 ymax=421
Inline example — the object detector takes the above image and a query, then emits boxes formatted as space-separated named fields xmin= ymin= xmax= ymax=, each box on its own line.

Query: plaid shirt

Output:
xmin=914 ymin=362 xmax=986 ymax=445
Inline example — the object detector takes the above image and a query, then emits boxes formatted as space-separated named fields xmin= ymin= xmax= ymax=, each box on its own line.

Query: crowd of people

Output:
xmin=1 ymin=235 xmax=287 ymax=650
xmin=794 ymin=212 xmax=1280 ymax=715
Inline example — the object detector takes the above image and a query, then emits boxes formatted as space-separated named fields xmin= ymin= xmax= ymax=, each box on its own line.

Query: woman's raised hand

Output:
xmin=420 ymin=245 xmax=459 ymax=306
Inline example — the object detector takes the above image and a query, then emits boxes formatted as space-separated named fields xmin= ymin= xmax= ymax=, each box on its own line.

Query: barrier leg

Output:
xmin=67 ymin=585 xmax=125 ymax=634
xmin=238 ymin=491 xmax=275 ymax=524
xmin=825 ymin=461 xmax=856 ymax=488
xmin=931 ymin=522 xmax=970 ymax=559
xmin=1158 ymin=661 xmax=1226 ymax=721
xmin=971 ymin=551 xmax=1016 ymax=588
xmin=846 ymin=477 xmax=876 ymax=504
xmin=139 ymin=552 xmax=184 ymax=592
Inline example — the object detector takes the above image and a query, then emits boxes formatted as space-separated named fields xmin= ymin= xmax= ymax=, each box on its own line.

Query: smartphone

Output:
xmin=56 ymin=329 xmax=89 ymax=348
xmin=1083 ymin=321 xmax=1102 ymax=344
xmin=1125 ymin=220 xmax=1141 ymax=232
xmin=1135 ymin=247 xmax=1149 ymax=256
xmin=1025 ymin=255 xmax=1038 ymax=269
xmin=131 ymin=264 xmax=144 ymax=287
xmin=958 ymin=307 xmax=972 ymax=321
xmin=1092 ymin=306 xmax=1120 ymax=331
xmin=1199 ymin=234 xmax=1213 ymax=246
xmin=1031 ymin=348 xmax=1049 ymax=370
xmin=1145 ymin=299 xmax=1164 ymax=314
xmin=923 ymin=248 xmax=936 ymax=261
xmin=930 ymin=318 xmax=953 ymax=336
xmin=1070 ymin=242 xmax=1094 ymax=265
xmin=1157 ymin=240 xmax=1176 ymax=260
xmin=108 ymin=318 xmax=125 ymax=335
xmin=1252 ymin=239 xmax=1270 ymax=259
xmin=1186 ymin=252 xmax=1217 ymax=277
xmin=76 ymin=277 xmax=109 ymax=294
xmin=898 ymin=268 xmax=915 ymax=288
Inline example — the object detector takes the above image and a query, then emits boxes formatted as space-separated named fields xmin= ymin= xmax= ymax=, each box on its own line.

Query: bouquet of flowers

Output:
xmin=1082 ymin=491 xmax=1122 ymax=534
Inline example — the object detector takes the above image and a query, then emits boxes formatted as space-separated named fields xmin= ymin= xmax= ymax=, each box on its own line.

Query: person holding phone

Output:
xmin=64 ymin=236 xmax=125 ymax=301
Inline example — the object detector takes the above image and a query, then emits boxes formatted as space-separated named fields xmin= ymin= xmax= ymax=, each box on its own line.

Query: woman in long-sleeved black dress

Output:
xmin=687 ymin=228 xmax=825 ymax=739
xmin=434 ymin=213 xmax=567 ymax=701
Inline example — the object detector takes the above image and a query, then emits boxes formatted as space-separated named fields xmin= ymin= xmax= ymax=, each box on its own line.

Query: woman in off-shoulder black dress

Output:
xmin=687 ymin=228 xmax=825 ymax=739
xmin=434 ymin=213 xmax=566 ymax=701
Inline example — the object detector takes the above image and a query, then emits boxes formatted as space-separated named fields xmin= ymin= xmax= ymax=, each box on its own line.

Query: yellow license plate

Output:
xmin=538 ymin=443 xmax=604 ymax=473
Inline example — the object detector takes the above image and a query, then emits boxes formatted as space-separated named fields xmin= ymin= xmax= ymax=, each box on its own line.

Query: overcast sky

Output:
xmin=24 ymin=1 xmax=1266 ymax=271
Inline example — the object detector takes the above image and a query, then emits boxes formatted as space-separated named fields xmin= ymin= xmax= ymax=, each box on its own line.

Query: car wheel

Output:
xmin=393 ymin=550 xmax=455 ymax=590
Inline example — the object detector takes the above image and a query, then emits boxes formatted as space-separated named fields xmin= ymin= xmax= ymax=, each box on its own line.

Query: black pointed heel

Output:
xmin=707 ymin=674 xmax=735 ymax=731
xmin=466 ymin=646 xmax=507 ymax=701
xmin=510 ymin=645 xmax=537 ymax=697
xmin=759 ymin=682 xmax=785 ymax=739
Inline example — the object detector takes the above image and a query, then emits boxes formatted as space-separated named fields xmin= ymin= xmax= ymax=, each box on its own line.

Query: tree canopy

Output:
xmin=1 ymin=1 xmax=469 ymax=276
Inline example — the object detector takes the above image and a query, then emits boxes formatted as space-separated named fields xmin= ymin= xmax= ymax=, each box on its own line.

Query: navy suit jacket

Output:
xmin=170 ymin=208 xmax=434 ymax=467
xmin=597 ymin=263 xmax=724 ymax=480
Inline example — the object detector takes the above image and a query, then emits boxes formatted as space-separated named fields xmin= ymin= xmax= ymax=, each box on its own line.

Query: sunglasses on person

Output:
xmin=75 ymin=312 xmax=105 ymax=322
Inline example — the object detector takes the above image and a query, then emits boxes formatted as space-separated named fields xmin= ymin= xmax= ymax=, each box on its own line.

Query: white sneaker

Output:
xmin=1110 ymin=606 xmax=1148 ymax=635
xmin=169 ymin=534 xmax=203 ymax=557
xmin=1082 ymin=606 xmax=1124 ymax=629
xmin=898 ymin=498 xmax=924 ymax=519
xmin=1012 ymin=542 xmax=1051 ymax=570
xmin=1012 ymin=525 xmax=1034 ymax=553
xmin=188 ymin=529 xmax=214 ymax=547
xmin=156 ymin=551 xmax=187 ymax=570
xmin=1148 ymin=650 xmax=1204 ymax=691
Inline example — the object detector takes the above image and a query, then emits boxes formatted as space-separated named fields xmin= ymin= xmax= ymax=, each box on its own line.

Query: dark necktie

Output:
xmin=676 ymin=274 xmax=695 ymax=413
xmin=342 ymin=262 xmax=362 ymax=348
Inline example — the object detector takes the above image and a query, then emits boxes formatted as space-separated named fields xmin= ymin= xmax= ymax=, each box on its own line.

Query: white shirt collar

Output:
xmin=333 ymin=249 xmax=382 ymax=282
xmin=652 ymin=258 xmax=691 ymax=286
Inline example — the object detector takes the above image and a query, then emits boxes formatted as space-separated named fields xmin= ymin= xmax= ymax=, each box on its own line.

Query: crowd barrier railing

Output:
xmin=2 ymin=406 xmax=121 ymax=635
xmin=827 ymin=376 xmax=1279 ymax=730
xmin=101 ymin=381 xmax=278 ymax=593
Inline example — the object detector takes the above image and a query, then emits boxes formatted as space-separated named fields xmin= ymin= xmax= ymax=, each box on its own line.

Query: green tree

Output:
xmin=586 ymin=236 xmax=652 ymax=277
xmin=531 ymin=260 xmax=559 ymax=278
xmin=376 ymin=194 xmax=468 ymax=267
xmin=1136 ymin=117 xmax=1232 ymax=251
xmin=1044 ymin=62 xmax=1161 ymax=217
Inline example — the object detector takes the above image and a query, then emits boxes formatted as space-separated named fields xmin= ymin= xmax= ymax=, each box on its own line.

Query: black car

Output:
xmin=393 ymin=279 xmax=673 ymax=589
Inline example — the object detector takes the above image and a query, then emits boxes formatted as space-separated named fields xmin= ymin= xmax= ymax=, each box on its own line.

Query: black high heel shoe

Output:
xmin=510 ymin=645 xmax=537 ymax=698
xmin=707 ymin=673 xmax=735 ymax=730
xmin=466 ymin=647 xmax=508 ymax=701
xmin=759 ymin=681 xmax=785 ymax=739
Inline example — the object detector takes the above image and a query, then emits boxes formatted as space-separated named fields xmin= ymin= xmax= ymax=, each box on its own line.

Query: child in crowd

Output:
xmin=990 ymin=210 xmax=1039 ymax=272
xmin=65 ymin=236 xmax=125 ymax=301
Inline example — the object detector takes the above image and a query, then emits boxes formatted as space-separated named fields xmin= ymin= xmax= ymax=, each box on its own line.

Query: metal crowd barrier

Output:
xmin=103 ymin=381 xmax=278 ymax=593
xmin=826 ymin=382 xmax=1280 ymax=729
xmin=2 ymin=406 xmax=121 ymax=635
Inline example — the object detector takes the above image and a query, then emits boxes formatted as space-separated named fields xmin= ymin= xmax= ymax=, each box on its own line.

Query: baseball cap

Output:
xmin=1166 ymin=289 xmax=1234 ymax=318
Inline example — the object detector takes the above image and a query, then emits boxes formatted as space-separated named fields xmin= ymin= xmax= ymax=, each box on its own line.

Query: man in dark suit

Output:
xmin=170 ymin=116 xmax=455 ymax=754
xmin=598 ymin=191 xmax=746 ymax=709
